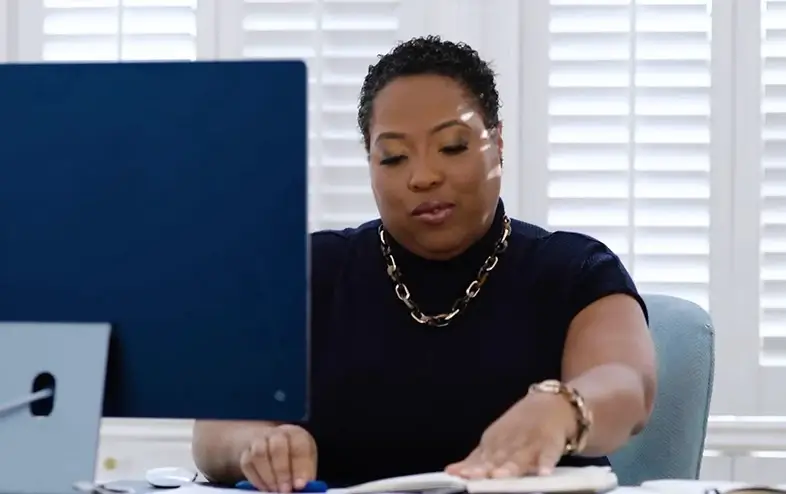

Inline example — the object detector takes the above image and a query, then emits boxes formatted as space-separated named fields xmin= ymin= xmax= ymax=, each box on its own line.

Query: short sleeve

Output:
xmin=559 ymin=233 xmax=649 ymax=325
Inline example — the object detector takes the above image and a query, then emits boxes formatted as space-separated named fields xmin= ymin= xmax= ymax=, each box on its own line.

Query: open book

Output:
xmin=338 ymin=466 xmax=618 ymax=494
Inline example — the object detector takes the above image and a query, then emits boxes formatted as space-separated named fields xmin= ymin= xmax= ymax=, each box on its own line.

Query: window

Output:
xmin=542 ymin=0 xmax=713 ymax=311
xmin=5 ymin=0 xmax=786 ymax=422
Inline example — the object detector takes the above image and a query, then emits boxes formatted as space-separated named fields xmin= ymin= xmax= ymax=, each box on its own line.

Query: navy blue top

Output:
xmin=305 ymin=201 xmax=647 ymax=486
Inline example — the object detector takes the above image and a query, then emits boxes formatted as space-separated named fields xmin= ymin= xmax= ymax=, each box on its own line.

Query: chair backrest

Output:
xmin=608 ymin=294 xmax=715 ymax=486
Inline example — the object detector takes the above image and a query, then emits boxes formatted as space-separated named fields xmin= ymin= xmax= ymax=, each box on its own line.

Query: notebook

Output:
xmin=335 ymin=466 xmax=618 ymax=494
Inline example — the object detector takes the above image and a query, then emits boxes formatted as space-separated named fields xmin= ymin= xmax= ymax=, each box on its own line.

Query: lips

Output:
xmin=411 ymin=200 xmax=455 ymax=225
xmin=412 ymin=200 xmax=454 ymax=216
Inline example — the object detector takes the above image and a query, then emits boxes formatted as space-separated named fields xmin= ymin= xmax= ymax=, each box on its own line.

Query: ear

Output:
xmin=494 ymin=122 xmax=504 ymax=159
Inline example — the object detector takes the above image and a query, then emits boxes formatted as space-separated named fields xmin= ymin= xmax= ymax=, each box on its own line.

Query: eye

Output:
xmin=441 ymin=143 xmax=468 ymax=156
xmin=380 ymin=155 xmax=406 ymax=166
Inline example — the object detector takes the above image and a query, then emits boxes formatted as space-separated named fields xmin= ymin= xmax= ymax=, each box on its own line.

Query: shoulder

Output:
xmin=507 ymin=218 xmax=615 ymax=267
xmin=310 ymin=219 xmax=381 ymax=258
xmin=310 ymin=219 xmax=381 ymax=284
xmin=507 ymin=218 xmax=648 ymax=323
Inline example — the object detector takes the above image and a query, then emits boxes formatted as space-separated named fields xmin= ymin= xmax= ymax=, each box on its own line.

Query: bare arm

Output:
xmin=563 ymin=293 xmax=657 ymax=456
xmin=192 ymin=420 xmax=280 ymax=484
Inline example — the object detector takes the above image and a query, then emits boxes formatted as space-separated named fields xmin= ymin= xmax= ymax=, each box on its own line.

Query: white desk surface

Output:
xmin=640 ymin=479 xmax=750 ymax=493
xmin=103 ymin=478 xmax=761 ymax=494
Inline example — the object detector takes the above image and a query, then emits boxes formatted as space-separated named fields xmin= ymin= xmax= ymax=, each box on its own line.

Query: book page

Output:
xmin=346 ymin=472 xmax=465 ymax=494
xmin=467 ymin=466 xmax=617 ymax=494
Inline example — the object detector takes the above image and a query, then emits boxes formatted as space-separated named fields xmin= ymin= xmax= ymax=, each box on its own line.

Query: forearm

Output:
xmin=567 ymin=363 xmax=655 ymax=457
xmin=192 ymin=420 xmax=280 ymax=484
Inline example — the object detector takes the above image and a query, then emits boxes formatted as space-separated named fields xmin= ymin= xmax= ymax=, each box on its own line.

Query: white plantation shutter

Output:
xmin=761 ymin=0 xmax=786 ymax=365
xmin=229 ymin=0 xmax=402 ymax=232
xmin=544 ymin=0 xmax=712 ymax=311
xmin=15 ymin=0 xmax=210 ymax=62
xmin=753 ymin=0 xmax=786 ymax=415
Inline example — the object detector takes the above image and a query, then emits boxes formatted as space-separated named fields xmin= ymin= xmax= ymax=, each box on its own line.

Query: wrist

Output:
xmin=528 ymin=380 xmax=593 ymax=454
xmin=528 ymin=390 xmax=577 ymax=435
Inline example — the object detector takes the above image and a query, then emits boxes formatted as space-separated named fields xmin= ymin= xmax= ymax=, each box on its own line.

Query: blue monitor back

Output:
xmin=0 ymin=60 xmax=309 ymax=421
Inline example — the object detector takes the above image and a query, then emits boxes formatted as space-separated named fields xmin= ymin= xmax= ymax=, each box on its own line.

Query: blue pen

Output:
xmin=235 ymin=480 xmax=329 ymax=493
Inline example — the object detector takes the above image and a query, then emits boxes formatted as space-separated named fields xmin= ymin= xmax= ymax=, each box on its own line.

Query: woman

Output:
xmin=191 ymin=36 xmax=656 ymax=491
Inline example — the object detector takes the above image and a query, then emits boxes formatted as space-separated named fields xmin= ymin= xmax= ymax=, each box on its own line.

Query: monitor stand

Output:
xmin=0 ymin=322 xmax=111 ymax=494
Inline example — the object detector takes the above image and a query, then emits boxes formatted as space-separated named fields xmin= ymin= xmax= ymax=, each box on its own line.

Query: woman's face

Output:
xmin=368 ymin=74 xmax=503 ymax=260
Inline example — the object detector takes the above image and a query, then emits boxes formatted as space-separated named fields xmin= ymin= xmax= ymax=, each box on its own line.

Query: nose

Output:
xmin=407 ymin=158 xmax=444 ymax=192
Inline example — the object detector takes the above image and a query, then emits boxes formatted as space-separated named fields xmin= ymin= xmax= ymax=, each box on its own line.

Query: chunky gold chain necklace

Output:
xmin=378 ymin=216 xmax=512 ymax=327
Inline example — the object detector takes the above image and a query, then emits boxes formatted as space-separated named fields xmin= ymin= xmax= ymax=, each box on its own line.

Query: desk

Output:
xmin=98 ymin=480 xmax=744 ymax=494
xmin=96 ymin=420 xmax=195 ymax=483
xmin=641 ymin=480 xmax=747 ymax=494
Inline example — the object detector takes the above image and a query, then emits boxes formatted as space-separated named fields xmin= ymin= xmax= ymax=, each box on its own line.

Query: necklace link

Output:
xmin=379 ymin=216 xmax=512 ymax=327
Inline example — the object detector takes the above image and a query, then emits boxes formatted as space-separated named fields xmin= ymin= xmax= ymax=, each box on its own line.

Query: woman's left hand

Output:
xmin=445 ymin=392 xmax=578 ymax=479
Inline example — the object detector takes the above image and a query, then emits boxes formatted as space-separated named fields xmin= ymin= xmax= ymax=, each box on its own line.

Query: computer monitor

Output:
xmin=0 ymin=60 xmax=309 ymax=422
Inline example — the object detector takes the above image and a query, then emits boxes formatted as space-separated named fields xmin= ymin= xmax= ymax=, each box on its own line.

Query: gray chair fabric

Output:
xmin=608 ymin=294 xmax=715 ymax=486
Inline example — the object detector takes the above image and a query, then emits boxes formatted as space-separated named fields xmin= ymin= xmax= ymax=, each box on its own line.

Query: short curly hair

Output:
xmin=357 ymin=35 xmax=501 ymax=153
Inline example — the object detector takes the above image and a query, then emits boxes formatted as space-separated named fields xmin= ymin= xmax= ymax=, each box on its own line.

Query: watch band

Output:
xmin=529 ymin=379 xmax=592 ymax=455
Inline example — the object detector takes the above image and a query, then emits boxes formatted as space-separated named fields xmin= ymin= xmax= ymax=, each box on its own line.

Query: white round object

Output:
xmin=144 ymin=466 xmax=197 ymax=488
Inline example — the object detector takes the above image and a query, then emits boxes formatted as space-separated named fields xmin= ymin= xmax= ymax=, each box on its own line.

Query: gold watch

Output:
xmin=529 ymin=379 xmax=592 ymax=455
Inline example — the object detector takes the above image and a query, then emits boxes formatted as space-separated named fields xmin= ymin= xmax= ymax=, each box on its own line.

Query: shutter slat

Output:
xmin=242 ymin=0 xmax=319 ymax=230
xmin=240 ymin=0 xmax=400 ymax=230
xmin=762 ymin=0 xmax=786 ymax=359
xmin=40 ymin=0 xmax=197 ymax=61
xmin=547 ymin=0 xmax=711 ymax=311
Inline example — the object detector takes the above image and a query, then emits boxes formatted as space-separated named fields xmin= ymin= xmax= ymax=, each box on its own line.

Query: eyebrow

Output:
xmin=374 ymin=119 xmax=470 ymax=144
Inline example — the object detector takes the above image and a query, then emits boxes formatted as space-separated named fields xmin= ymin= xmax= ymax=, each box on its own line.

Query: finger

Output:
xmin=490 ymin=461 xmax=520 ymax=479
xmin=268 ymin=433 xmax=293 ymax=493
xmin=469 ymin=462 xmax=496 ymax=480
xmin=483 ymin=447 xmax=509 ymax=468
xmin=242 ymin=440 xmax=275 ymax=492
xmin=446 ymin=447 xmax=479 ymax=476
xmin=449 ymin=450 xmax=494 ymax=479
xmin=285 ymin=428 xmax=317 ymax=489
xmin=445 ymin=460 xmax=466 ymax=476
xmin=470 ymin=446 xmax=511 ymax=479
xmin=255 ymin=438 xmax=279 ymax=492
xmin=536 ymin=442 xmax=564 ymax=476
xmin=239 ymin=447 xmax=267 ymax=491
xmin=445 ymin=446 xmax=477 ymax=475
xmin=491 ymin=449 xmax=537 ymax=478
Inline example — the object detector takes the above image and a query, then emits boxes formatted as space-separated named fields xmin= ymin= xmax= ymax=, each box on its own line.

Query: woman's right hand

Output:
xmin=239 ymin=424 xmax=317 ymax=493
